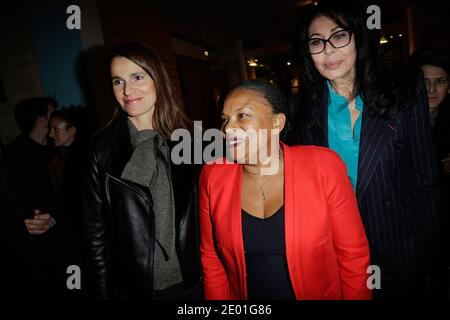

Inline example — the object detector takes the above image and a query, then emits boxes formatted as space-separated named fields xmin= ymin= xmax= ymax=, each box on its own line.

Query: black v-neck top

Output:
xmin=242 ymin=206 xmax=296 ymax=300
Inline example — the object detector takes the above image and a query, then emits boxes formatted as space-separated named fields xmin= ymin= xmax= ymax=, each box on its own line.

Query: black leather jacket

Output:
xmin=83 ymin=114 xmax=202 ymax=299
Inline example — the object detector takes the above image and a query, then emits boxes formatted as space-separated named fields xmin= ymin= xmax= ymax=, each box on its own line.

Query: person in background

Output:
xmin=49 ymin=107 xmax=85 ymax=198
xmin=0 ymin=96 xmax=61 ymax=298
xmin=411 ymin=49 xmax=450 ymax=299
xmin=48 ymin=107 xmax=88 ymax=298
xmin=200 ymin=80 xmax=371 ymax=300
xmin=83 ymin=41 xmax=202 ymax=299
xmin=289 ymin=0 xmax=441 ymax=299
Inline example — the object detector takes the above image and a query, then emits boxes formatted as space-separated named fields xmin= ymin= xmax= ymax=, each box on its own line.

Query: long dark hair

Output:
xmin=109 ymin=41 xmax=191 ymax=138
xmin=293 ymin=0 xmax=411 ymax=128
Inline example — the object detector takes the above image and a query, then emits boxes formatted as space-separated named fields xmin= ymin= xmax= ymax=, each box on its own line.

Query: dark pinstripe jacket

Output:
xmin=291 ymin=77 xmax=441 ymax=279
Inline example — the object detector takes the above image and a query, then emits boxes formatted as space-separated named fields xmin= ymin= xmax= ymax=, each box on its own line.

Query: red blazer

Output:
xmin=199 ymin=144 xmax=372 ymax=300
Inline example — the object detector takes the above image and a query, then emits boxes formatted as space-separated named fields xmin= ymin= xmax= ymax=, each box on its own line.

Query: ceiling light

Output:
xmin=248 ymin=58 xmax=258 ymax=67
xmin=380 ymin=36 xmax=388 ymax=44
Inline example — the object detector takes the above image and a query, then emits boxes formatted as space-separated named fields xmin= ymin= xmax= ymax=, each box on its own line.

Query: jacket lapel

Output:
xmin=107 ymin=115 xmax=133 ymax=180
xmin=356 ymin=107 xmax=394 ymax=198
xmin=282 ymin=144 xmax=302 ymax=298
xmin=310 ymin=99 xmax=329 ymax=147
xmin=105 ymin=115 xmax=152 ymax=201
xmin=312 ymin=93 xmax=395 ymax=199
xmin=109 ymin=141 xmax=133 ymax=179
xmin=233 ymin=165 xmax=247 ymax=299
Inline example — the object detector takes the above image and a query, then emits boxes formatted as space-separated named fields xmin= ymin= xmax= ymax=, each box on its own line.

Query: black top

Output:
xmin=242 ymin=206 xmax=295 ymax=300
xmin=1 ymin=135 xmax=57 ymax=218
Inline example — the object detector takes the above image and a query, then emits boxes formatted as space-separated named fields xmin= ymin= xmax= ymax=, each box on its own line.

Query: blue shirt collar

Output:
xmin=327 ymin=81 xmax=363 ymax=112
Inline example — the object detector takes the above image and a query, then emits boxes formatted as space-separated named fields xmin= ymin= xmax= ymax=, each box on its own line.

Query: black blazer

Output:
xmin=290 ymin=76 xmax=441 ymax=278
xmin=83 ymin=113 xmax=202 ymax=299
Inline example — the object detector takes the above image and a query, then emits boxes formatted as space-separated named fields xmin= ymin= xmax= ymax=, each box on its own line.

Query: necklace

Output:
xmin=242 ymin=149 xmax=284 ymax=201
xmin=242 ymin=170 xmax=271 ymax=200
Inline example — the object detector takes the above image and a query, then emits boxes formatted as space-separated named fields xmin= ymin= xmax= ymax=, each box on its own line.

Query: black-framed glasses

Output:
xmin=308 ymin=30 xmax=353 ymax=54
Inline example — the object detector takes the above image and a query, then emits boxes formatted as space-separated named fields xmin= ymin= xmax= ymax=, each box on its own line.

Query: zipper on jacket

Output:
xmin=105 ymin=172 xmax=152 ymax=206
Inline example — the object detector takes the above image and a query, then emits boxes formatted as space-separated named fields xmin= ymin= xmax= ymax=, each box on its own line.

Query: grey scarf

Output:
xmin=121 ymin=119 xmax=183 ymax=290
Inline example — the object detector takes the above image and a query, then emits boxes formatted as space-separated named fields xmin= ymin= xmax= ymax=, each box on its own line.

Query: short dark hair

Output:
xmin=411 ymin=49 xmax=450 ymax=76
xmin=14 ymin=97 xmax=56 ymax=134
xmin=226 ymin=80 xmax=291 ymax=143
xmin=50 ymin=107 xmax=78 ymax=127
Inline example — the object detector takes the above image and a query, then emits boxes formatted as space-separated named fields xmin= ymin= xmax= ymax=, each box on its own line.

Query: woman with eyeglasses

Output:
xmin=289 ymin=0 xmax=441 ymax=299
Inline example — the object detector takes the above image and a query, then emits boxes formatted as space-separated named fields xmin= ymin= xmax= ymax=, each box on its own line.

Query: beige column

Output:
xmin=406 ymin=5 xmax=416 ymax=55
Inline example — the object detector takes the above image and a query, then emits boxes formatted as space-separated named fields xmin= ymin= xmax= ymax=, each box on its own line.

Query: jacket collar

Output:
xmin=104 ymin=113 xmax=199 ymax=189
xmin=356 ymin=107 xmax=394 ymax=197
xmin=106 ymin=113 xmax=134 ymax=179
xmin=309 ymin=90 xmax=394 ymax=198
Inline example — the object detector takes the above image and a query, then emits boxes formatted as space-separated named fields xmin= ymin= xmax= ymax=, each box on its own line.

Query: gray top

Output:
xmin=121 ymin=119 xmax=183 ymax=291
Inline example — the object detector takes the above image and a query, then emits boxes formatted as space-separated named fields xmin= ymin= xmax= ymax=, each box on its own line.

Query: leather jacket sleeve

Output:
xmin=83 ymin=145 xmax=111 ymax=299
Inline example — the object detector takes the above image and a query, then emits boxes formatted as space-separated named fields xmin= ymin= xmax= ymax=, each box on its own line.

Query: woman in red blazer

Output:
xmin=199 ymin=80 xmax=371 ymax=300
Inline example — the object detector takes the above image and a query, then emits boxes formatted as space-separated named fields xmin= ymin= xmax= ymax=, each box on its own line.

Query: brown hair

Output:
xmin=110 ymin=41 xmax=192 ymax=137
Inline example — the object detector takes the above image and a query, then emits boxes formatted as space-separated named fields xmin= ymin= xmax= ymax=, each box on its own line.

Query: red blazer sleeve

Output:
xmin=318 ymin=151 xmax=372 ymax=300
xmin=199 ymin=166 xmax=231 ymax=299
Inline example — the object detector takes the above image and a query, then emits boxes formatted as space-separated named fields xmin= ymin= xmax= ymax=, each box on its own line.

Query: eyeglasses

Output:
xmin=308 ymin=30 xmax=353 ymax=54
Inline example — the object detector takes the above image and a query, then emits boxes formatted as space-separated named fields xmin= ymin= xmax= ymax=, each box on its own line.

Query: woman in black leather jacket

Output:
xmin=83 ymin=42 xmax=202 ymax=299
